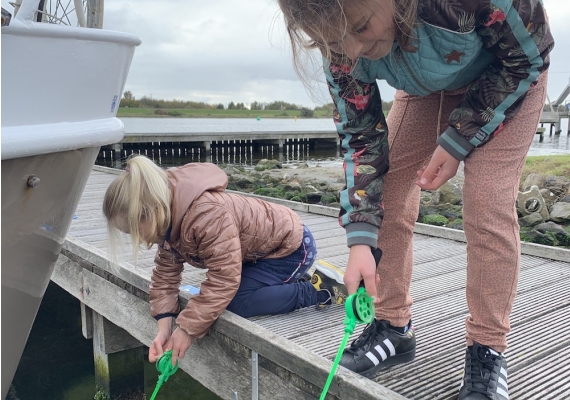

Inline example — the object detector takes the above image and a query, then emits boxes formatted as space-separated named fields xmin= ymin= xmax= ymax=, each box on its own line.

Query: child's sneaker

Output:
xmin=458 ymin=342 xmax=509 ymax=400
xmin=310 ymin=260 xmax=348 ymax=309
xmin=340 ymin=319 xmax=416 ymax=377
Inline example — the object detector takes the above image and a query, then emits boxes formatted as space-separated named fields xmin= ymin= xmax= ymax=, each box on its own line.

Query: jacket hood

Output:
xmin=166 ymin=163 xmax=228 ymax=242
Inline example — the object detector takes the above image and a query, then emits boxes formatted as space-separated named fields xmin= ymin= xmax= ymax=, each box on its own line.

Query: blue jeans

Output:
xmin=227 ymin=226 xmax=318 ymax=318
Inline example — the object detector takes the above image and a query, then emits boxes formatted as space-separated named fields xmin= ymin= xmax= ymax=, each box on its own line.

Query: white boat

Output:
xmin=1 ymin=1 xmax=140 ymax=396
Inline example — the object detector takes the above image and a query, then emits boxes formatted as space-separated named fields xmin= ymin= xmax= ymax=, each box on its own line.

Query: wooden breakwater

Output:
xmin=51 ymin=167 xmax=570 ymax=400
xmin=98 ymin=131 xmax=341 ymax=168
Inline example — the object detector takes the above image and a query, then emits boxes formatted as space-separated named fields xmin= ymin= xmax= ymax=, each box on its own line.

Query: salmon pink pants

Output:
xmin=377 ymin=73 xmax=548 ymax=352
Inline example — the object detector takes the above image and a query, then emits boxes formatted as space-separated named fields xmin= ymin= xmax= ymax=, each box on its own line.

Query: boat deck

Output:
xmin=56 ymin=167 xmax=570 ymax=400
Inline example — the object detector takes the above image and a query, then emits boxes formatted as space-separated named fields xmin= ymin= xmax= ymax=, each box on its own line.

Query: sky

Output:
xmin=3 ymin=0 xmax=570 ymax=108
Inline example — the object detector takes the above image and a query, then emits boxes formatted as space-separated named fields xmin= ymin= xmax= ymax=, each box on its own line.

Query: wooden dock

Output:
xmin=53 ymin=167 xmax=570 ymax=400
xmin=101 ymin=131 xmax=340 ymax=167
xmin=119 ymin=130 xmax=338 ymax=144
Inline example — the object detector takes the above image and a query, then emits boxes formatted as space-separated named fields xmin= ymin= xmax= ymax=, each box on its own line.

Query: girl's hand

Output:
xmin=166 ymin=327 xmax=193 ymax=366
xmin=345 ymin=245 xmax=379 ymax=302
xmin=149 ymin=317 xmax=173 ymax=363
xmin=416 ymin=145 xmax=459 ymax=190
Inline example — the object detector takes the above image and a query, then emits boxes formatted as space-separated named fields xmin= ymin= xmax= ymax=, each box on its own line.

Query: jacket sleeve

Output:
xmin=437 ymin=0 xmax=554 ymax=160
xmin=324 ymin=59 xmax=390 ymax=248
xmin=149 ymin=246 xmax=185 ymax=320
xmin=175 ymin=203 xmax=242 ymax=339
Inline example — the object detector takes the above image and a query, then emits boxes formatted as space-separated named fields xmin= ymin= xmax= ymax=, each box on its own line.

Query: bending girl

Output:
xmin=103 ymin=155 xmax=346 ymax=366
xmin=277 ymin=0 xmax=553 ymax=398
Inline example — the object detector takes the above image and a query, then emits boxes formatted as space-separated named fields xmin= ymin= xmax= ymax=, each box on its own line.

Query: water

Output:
xmin=98 ymin=118 xmax=570 ymax=170
xmin=121 ymin=117 xmax=337 ymax=134
xmin=527 ymin=119 xmax=570 ymax=156
xmin=9 ymin=282 xmax=221 ymax=400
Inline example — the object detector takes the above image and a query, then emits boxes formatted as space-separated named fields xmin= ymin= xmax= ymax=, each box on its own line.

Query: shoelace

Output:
xmin=466 ymin=345 xmax=501 ymax=394
xmin=344 ymin=321 xmax=378 ymax=354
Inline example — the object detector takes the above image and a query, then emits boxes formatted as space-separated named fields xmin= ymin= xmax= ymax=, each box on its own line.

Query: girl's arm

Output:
xmin=149 ymin=247 xmax=185 ymax=320
xmin=437 ymin=0 xmax=554 ymax=161
xmin=175 ymin=204 xmax=242 ymax=339
xmin=324 ymin=59 xmax=389 ymax=249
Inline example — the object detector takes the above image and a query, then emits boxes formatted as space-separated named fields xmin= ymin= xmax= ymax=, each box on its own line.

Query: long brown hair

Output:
xmin=277 ymin=0 xmax=418 ymax=82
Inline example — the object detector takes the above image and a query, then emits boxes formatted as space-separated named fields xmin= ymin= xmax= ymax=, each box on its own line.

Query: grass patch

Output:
xmin=421 ymin=214 xmax=449 ymax=226
xmin=117 ymin=108 xmax=333 ymax=118
xmin=521 ymin=155 xmax=570 ymax=183
xmin=117 ymin=107 xmax=390 ymax=119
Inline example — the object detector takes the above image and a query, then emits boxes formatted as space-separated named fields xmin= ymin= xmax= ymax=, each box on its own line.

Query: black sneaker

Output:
xmin=458 ymin=342 xmax=509 ymax=400
xmin=309 ymin=260 xmax=348 ymax=309
xmin=339 ymin=319 xmax=416 ymax=377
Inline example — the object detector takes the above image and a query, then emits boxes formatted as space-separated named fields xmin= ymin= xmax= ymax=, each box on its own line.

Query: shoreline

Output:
xmin=117 ymin=115 xmax=332 ymax=119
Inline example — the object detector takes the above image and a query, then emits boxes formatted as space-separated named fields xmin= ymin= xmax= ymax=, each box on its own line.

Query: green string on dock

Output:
xmin=319 ymin=288 xmax=374 ymax=400
xmin=150 ymin=350 xmax=179 ymax=400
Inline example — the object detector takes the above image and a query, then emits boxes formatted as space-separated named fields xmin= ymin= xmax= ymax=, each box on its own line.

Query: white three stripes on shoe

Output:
xmin=497 ymin=367 xmax=509 ymax=399
xmin=365 ymin=339 xmax=395 ymax=366
xmin=459 ymin=364 xmax=509 ymax=399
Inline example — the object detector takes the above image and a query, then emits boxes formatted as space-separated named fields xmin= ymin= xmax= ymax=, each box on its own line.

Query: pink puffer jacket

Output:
xmin=149 ymin=163 xmax=303 ymax=339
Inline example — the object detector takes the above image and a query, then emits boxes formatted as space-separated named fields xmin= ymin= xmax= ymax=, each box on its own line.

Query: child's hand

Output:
xmin=149 ymin=317 xmax=173 ymax=363
xmin=416 ymin=146 xmax=459 ymax=190
xmin=345 ymin=245 xmax=379 ymax=301
xmin=166 ymin=327 xmax=193 ymax=366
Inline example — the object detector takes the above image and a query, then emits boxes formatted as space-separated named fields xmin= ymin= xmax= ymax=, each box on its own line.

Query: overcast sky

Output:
xmin=4 ymin=0 xmax=569 ymax=108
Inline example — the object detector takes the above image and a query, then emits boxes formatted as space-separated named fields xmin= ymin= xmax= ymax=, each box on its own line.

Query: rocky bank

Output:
xmin=221 ymin=160 xmax=570 ymax=249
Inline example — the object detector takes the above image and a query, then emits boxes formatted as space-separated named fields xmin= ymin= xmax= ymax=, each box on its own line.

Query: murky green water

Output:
xmin=9 ymin=282 xmax=221 ymax=400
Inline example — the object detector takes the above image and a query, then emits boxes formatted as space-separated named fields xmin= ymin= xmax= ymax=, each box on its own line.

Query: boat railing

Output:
xmin=6 ymin=0 xmax=103 ymax=28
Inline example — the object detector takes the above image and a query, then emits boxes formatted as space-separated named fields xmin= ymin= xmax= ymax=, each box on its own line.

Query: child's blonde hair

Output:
xmin=103 ymin=155 xmax=172 ymax=262
xmin=277 ymin=0 xmax=418 ymax=81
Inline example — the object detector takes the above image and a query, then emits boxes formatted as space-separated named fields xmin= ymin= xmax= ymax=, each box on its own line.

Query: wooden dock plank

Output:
xmin=56 ymin=169 xmax=570 ymax=400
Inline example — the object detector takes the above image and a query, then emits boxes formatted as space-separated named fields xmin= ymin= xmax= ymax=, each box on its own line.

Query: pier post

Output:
xmin=81 ymin=303 xmax=93 ymax=339
xmin=112 ymin=143 xmax=123 ymax=155
xmin=278 ymin=139 xmax=285 ymax=162
xmin=92 ymin=311 xmax=144 ymax=400
xmin=203 ymin=141 xmax=211 ymax=163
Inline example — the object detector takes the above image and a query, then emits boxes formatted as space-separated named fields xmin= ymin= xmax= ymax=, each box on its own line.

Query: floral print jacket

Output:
xmin=325 ymin=0 xmax=554 ymax=248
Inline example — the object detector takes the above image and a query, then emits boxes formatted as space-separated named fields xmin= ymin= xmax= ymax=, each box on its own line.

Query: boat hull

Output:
xmin=1 ymin=147 xmax=100 ymax=397
xmin=1 ymin=13 xmax=140 ymax=397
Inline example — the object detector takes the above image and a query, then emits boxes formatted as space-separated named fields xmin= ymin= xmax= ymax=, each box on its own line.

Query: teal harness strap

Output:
xmin=150 ymin=350 xmax=179 ymax=400
xmin=319 ymin=288 xmax=374 ymax=400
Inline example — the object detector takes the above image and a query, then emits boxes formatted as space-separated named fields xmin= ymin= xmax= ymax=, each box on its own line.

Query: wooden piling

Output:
xmin=92 ymin=311 xmax=145 ymax=400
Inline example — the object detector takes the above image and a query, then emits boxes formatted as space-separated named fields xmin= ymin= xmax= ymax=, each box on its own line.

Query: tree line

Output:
xmin=119 ymin=91 xmax=393 ymax=112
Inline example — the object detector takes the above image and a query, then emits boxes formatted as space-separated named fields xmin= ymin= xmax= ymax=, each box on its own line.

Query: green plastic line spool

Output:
xmin=319 ymin=287 xmax=374 ymax=400
xmin=149 ymin=350 xmax=179 ymax=400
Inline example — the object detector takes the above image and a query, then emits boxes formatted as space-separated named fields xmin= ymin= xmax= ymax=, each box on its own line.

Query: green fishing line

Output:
xmin=319 ymin=288 xmax=374 ymax=400
xmin=150 ymin=350 xmax=179 ymax=400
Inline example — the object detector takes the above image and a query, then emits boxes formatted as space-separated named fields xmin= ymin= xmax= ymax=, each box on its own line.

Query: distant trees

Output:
xmin=265 ymin=101 xmax=300 ymax=111
xmin=118 ymin=91 xmax=398 ymax=115
xmin=119 ymin=91 xmax=218 ymax=110
xmin=300 ymin=107 xmax=314 ymax=117
xmin=227 ymin=102 xmax=246 ymax=110
xmin=120 ymin=90 xmax=138 ymax=108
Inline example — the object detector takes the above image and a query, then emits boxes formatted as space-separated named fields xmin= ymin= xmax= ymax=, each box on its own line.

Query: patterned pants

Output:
xmin=376 ymin=73 xmax=548 ymax=352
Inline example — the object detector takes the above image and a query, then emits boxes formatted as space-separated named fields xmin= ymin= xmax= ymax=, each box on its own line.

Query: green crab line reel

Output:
xmin=344 ymin=287 xmax=375 ymax=334
xmin=319 ymin=287 xmax=375 ymax=400
xmin=149 ymin=350 xmax=179 ymax=400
